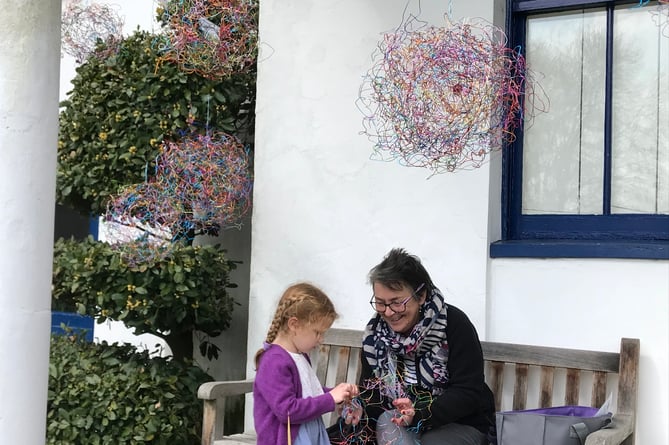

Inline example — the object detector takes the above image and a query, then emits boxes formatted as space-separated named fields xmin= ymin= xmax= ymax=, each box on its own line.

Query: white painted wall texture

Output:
xmin=250 ymin=0 xmax=498 ymax=347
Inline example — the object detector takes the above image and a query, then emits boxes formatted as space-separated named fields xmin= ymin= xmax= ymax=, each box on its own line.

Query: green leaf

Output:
xmin=213 ymin=91 xmax=226 ymax=103
xmin=85 ymin=375 xmax=101 ymax=385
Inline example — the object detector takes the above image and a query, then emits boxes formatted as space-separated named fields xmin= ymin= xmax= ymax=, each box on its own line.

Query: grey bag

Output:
xmin=496 ymin=405 xmax=612 ymax=445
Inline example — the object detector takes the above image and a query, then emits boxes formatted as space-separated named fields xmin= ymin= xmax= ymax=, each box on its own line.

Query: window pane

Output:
xmin=522 ymin=10 xmax=606 ymax=215
xmin=612 ymin=4 xmax=669 ymax=214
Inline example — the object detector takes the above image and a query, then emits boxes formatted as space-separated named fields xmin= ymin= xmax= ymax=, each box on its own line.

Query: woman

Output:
xmin=348 ymin=248 xmax=495 ymax=445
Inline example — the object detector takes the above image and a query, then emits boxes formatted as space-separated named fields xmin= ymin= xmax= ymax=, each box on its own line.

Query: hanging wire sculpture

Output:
xmin=329 ymin=371 xmax=435 ymax=445
xmin=358 ymin=14 xmax=548 ymax=175
xmin=156 ymin=0 xmax=258 ymax=79
xmin=61 ymin=0 xmax=124 ymax=63
xmin=105 ymin=131 xmax=253 ymax=265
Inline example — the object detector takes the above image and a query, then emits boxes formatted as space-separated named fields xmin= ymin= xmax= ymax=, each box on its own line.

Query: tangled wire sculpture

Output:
xmin=328 ymin=373 xmax=434 ymax=445
xmin=157 ymin=0 xmax=258 ymax=79
xmin=358 ymin=15 xmax=547 ymax=175
xmin=61 ymin=0 xmax=124 ymax=63
xmin=105 ymin=132 xmax=252 ymax=265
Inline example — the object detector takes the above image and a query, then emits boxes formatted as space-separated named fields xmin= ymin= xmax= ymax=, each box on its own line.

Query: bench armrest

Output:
xmin=198 ymin=379 xmax=254 ymax=445
xmin=198 ymin=379 xmax=255 ymax=400
xmin=585 ymin=414 xmax=634 ymax=445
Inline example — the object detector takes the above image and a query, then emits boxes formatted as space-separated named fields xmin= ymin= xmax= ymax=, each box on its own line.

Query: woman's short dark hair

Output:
xmin=368 ymin=248 xmax=434 ymax=295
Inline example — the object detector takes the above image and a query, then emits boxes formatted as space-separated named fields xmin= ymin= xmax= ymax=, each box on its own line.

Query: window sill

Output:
xmin=489 ymin=240 xmax=669 ymax=260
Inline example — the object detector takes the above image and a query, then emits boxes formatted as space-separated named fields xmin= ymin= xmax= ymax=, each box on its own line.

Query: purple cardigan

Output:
xmin=253 ymin=344 xmax=335 ymax=445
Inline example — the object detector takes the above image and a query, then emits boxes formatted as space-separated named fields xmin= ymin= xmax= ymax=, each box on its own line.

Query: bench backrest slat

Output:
xmin=593 ymin=370 xmax=607 ymax=407
xmin=565 ymin=368 xmax=580 ymax=405
xmin=334 ymin=347 xmax=352 ymax=384
xmin=488 ymin=361 xmax=505 ymax=411
xmin=617 ymin=338 xmax=640 ymax=416
xmin=481 ymin=342 xmax=620 ymax=372
xmin=313 ymin=344 xmax=331 ymax=383
xmin=322 ymin=328 xmax=363 ymax=347
xmin=539 ymin=366 xmax=554 ymax=408
xmin=513 ymin=363 xmax=529 ymax=410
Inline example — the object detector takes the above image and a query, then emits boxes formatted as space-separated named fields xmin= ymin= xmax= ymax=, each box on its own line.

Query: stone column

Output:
xmin=0 ymin=1 xmax=61 ymax=443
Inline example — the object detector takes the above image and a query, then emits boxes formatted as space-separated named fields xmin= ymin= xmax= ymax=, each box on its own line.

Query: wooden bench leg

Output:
xmin=202 ymin=399 xmax=217 ymax=445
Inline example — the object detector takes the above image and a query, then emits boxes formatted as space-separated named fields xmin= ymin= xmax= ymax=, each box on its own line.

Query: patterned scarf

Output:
xmin=362 ymin=287 xmax=450 ymax=397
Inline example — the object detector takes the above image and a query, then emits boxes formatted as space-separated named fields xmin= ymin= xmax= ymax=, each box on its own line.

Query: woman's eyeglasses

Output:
xmin=369 ymin=283 xmax=425 ymax=314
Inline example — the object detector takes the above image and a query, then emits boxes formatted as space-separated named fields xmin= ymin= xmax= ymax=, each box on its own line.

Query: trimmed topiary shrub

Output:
xmin=52 ymin=236 xmax=239 ymax=362
xmin=56 ymin=29 xmax=255 ymax=216
xmin=47 ymin=333 xmax=212 ymax=444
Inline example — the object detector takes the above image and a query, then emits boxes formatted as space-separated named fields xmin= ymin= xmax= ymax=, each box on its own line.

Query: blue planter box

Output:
xmin=51 ymin=311 xmax=94 ymax=342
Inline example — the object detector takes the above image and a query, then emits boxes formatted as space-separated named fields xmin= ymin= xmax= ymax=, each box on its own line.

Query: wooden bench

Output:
xmin=197 ymin=328 xmax=639 ymax=445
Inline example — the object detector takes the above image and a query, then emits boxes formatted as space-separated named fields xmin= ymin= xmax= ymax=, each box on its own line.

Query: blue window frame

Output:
xmin=491 ymin=0 xmax=669 ymax=259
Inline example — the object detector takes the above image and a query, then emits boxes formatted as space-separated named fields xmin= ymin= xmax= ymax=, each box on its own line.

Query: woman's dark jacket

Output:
xmin=358 ymin=304 xmax=496 ymax=437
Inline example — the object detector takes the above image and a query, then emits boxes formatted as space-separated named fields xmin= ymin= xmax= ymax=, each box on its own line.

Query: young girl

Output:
xmin=253 ymin=282 xmax=359 ymax=445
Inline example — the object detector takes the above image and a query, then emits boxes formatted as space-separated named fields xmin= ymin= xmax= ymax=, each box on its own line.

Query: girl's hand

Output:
xmin=329 ymin=383 xmax=358 ymax=404
xmin=391 ymin=398 xmax=415 ymax=427
xmin=343 ymin=399 xmax=363 ymax=426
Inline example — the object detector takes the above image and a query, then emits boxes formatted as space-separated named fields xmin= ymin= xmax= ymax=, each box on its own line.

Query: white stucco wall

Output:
xmin=250 ymin=0 xmax=497 ymax=361
xmin=251 ymin=0 xmax=498 ymax=334
xmin=250 ymin=0 xmax=668 ymax=443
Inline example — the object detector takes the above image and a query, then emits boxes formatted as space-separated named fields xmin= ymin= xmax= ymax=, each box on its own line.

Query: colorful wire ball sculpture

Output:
xmin=157 ymin=0 xmax=258 ymax=79
xmin=105 ymin=132 xmax=252 ymax=265
xmin=61 ymin=0 xmax=124 ymax=63
xmin=358 ymin=16 xmax=547 ymax=174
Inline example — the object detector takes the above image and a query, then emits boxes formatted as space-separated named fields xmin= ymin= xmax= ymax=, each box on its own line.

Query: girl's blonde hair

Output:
xmin=254 ymin=282 xmax=337 ymax=368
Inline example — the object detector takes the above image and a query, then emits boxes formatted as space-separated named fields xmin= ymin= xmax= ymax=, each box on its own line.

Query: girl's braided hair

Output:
xmin=254 ymin=282 xmax=337 ymax=368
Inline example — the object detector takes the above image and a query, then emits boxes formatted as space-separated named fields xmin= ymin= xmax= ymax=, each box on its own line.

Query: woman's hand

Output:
xmin=329 ymin=383 xmax=359 ymax=404
xmin=391 ymin=398 xmax=415 ymax=427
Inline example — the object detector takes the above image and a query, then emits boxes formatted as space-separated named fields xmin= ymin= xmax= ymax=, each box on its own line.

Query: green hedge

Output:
xmin=47 ymin=334 xmax=211 ymax=444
